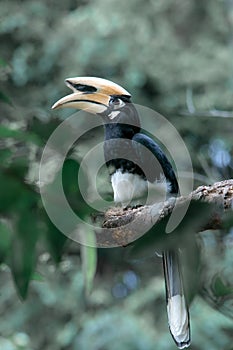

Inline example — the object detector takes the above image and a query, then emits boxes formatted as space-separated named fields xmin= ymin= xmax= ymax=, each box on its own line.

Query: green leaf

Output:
xmin=62 ymin=158 xmax=92 ymax=219
xmin=0 ymin=173 xmax=24 ymax=213
xmin=0 ymin=149 xmax=12 ymax=163
xmin=11 ymin=237 xmax=35 ymax=299
xmin=80 ymin=226 xmax=97 ymax=295
xmin=0 ymin=91 xmax=13 ymax=105
xmin=0 ymin=58 xmax=7 ymax=66
xmin=212 ymin=275 xmax=233 ymax=298
xmin=28 ymin=117 xmax=62 ymax=142
xmin=0 ymin=221 xmax=12 ymax=263
xmin=32 ymin=271 xmax=44 ymax=282
xmin=45 ymin=218 xmax=68 ymax=264
xmin=11 ymin=211 xmax=39 ymax=299
xmin=0 ymin=169 xmax=36 ymax=214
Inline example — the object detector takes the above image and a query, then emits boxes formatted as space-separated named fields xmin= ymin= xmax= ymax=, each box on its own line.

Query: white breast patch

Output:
xmin=111 ymin=170 xmax=170 ymax=207
xmin=111 ymin=170 xmax=147 ymax=206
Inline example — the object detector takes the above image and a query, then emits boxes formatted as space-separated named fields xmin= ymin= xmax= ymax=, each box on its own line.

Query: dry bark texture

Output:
xmin=94 ymin=180 xmax=233 ymax=247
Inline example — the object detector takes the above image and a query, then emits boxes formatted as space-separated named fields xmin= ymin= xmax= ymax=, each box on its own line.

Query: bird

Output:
xmin=52 ymin=77 xmax=191 ymax=348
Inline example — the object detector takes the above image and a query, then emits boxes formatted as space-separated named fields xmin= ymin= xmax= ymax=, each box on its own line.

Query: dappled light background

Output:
xmin=0 ymin=0 xmax=233 ymax=349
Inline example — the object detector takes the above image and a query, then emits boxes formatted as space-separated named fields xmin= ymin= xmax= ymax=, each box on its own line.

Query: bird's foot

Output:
xmin=123 ymin=204 xmax=143 ymax=211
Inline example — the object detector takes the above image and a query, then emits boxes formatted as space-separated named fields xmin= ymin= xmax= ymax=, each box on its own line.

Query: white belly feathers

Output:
xmin=111 ymin=170 xmax=147 ymax=206
xmin=111 ymin=170 xmax=170 ymax=207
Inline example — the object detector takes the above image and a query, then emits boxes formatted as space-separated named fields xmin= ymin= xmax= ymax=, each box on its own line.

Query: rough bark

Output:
xmin=94 ymin=180 xmax=233 ymax=247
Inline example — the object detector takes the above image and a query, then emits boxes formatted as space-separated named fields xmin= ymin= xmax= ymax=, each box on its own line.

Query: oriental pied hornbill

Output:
xmin=52 ymin=77 xmax=190 ymax=349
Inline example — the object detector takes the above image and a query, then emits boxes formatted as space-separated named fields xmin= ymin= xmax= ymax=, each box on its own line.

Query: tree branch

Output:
xmin=94 ymin=180 xmax=233 ymax=247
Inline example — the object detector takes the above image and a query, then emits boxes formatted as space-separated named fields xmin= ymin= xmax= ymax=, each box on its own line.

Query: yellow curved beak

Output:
xmin=51 ymin=91 xmax=110 ymax=114
xmin=51 ymin=77 xmax=131 ymax=114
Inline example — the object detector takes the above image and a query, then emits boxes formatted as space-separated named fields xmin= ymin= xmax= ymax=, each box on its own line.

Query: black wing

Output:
xmin=133 ymin=133 xmax=190 ymax=347
xmin=132 ymin=133 xmax=179 ymax=194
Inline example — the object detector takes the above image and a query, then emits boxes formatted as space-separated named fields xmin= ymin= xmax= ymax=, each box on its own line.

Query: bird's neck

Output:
xmin=102 ymin=103 xmax=141 ymax=140
xmin=103 ymin=122 xmax=138 ymax=140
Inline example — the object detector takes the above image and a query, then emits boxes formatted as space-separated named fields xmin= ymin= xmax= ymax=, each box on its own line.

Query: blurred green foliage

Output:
xmin=1 ymin=0 xmax=233 ymax=111
xmin=0 ymin=0 xmax=233 ymax=349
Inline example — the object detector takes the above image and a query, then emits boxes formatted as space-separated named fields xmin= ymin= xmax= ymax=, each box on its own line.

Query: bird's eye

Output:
xmin=109 ymin=97 xmax=125 ymax=109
